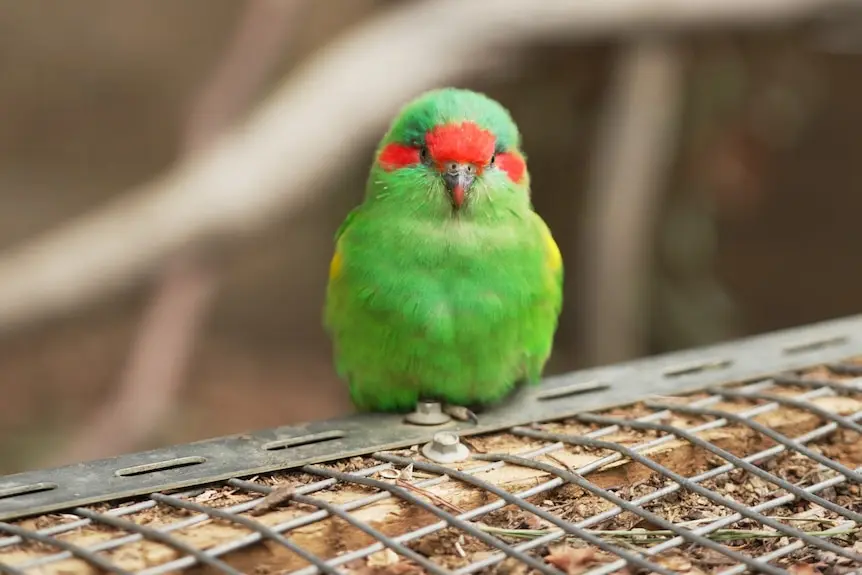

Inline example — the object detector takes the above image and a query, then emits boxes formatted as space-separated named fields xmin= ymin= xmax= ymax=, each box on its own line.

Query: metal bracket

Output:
xmin=1 ymin=313 xmax=861 ymax=521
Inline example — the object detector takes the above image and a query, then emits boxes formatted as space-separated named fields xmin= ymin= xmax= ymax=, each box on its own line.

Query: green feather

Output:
xmin=324 ymin=88 xmax=563 ymax=412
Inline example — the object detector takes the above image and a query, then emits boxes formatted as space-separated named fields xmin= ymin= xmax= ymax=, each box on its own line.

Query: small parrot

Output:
xmin=324 ymin=87 xmax=563 ymax=421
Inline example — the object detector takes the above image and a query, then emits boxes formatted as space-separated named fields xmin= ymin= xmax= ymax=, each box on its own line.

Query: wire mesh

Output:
xmin=1 ymin=359 xmax=861 ymax=574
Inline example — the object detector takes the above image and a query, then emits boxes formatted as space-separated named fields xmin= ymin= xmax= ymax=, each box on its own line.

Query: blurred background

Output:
xmin=0 ymin=0 xmax=860 ymax=474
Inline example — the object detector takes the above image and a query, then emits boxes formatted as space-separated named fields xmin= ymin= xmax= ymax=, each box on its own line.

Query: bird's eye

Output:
xmin=419 ymin=146 xmax=430 ymax=164
xmin=489 ymin=153 xmax=496 ymax=166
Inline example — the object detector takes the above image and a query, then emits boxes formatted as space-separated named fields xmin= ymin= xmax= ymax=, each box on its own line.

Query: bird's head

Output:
xmin=370 ymin=88 xmax=528 ymax=215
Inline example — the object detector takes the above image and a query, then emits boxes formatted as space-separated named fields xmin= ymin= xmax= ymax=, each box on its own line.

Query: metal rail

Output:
xmin=0 ymin=314 xmax=861 ymax=574
xmin=2 ymin=313 xmax=861 ymax=522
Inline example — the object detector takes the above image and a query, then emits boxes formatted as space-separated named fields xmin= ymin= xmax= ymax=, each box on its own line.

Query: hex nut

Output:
xmin=404 ymin=400 xmax=452 ymax=426
xmin=421 ymin=431 xmax=470 ymax=463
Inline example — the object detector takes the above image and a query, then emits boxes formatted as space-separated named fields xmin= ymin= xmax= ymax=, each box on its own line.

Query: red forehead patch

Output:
xmin=426 ymin=122 xmax=495 ymax=166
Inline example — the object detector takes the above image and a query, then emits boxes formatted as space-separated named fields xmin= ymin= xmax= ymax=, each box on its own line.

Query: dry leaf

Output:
xmin=810 ymin=395 xmax=862 ymax=415
xmin=522 ymin=514 xmax=548 ymax=530
xmin=788 ymin=564 xmax=821 ymax=575
xmin=194 ymin=489 xmax=219 ymax=503
xmin=353 ymin=562 xmax=421 ymax=575
xmin=400 ymin=463 xmax=414 ymax=482
xmin=658 ymin=555 xmax=692 ymax=572
xmin=367 ymin=549 xmax=400 ymax=567
xmin=495 ymin=557 xmax=529 ymax=575
xmin=545 ymin=545 xmax=598 ymax=575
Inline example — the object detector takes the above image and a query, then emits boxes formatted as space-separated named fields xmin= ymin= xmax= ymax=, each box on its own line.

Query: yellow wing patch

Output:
xmin=539 ymin=217 xmax=562 ymax=273
xmin=329 ymin=243 xmax=344 ymax=281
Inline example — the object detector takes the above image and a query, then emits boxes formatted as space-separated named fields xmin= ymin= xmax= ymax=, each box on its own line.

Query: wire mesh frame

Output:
xmin=0 ymin=363 xmax=860 ymax=575
xmin=4 ymin=313 xmax=862 ymax=525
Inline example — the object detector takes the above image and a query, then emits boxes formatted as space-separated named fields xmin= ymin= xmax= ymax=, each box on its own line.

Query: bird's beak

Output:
xmin=441 ymin=163 xmax=476 ymax=209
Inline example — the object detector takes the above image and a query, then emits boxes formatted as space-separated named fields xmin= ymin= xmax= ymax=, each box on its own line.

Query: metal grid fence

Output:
xmin=1 ymin=320 xmax=862 ymax=574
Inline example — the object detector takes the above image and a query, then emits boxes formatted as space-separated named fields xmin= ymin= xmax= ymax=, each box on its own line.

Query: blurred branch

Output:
xmin=43 ymin=0 xmax=305 ymax=466
xmin=184 ymin=0 xmax=309 ymax=152
xmin=578 ymin=39 xmax=686 ymax=365
xmin=0 ymin=0 xmax=848 ymax=333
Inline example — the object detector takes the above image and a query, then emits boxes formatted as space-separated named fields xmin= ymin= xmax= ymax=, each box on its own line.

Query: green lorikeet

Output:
xmin=324 ymin=88 xmax=562 ymax=418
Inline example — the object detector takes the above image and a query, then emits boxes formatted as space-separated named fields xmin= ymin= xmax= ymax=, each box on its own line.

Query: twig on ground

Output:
xmin=250 ymin=485 xmax=297 ymax=516
xmin=547 ymin=453 xmax=576 ymax=472
xmin=476 ymin=524 xmax=860 ymax=542
xmin=395 ymin=479 xmax=466 ymax=514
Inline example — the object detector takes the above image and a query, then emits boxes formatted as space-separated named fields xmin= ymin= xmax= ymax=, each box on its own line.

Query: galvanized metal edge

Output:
xmin=1 ymin=313 xmax=861 ymax=521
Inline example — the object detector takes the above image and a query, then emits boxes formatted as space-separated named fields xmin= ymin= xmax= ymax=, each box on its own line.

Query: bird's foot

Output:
xmin=443 ymin=404 xmax=478 ymax=424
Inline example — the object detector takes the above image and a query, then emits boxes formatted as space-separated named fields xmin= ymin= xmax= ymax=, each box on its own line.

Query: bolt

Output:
xmin=404 ymin=400 xmax=452 ymax=426
xmin=421 ymin=431 xmax=470 ymax=463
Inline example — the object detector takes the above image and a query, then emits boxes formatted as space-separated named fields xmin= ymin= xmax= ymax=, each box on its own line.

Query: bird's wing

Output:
xmin=328 ymin=206 xmax=361 ymax=283
xmin=533 ymin=211 xmax=563 ymax=304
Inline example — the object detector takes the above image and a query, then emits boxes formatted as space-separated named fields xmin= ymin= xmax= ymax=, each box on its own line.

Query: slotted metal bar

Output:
xmin=304 ymin=466 xmax=564 ymax=575
xmin=232 ymin=479 xmax=452 ymax=575
xmin=14 ymin=464 xmax=391 ymax=572
xmin=0 ymin=521 xmax=132 ymax=575
xmin=372 ymin=455 xmax=676 ymax=575
xmin=0 ymin=415 xmax=857 ymax=575
xmin=3 ymin=353 xmax=861 ymax=574
xmin=475 ymin=453 xmax=785 ymax=575
xmin=7 ymin=378 xmax=822 ymax=574
xmin=4 ymin=313 xmax=861 ymax=523
xmin=7 ymin=381 xmax=852 ymax=575
xmin=151 ymin=493 xmax=343 ymax=575
xmin=304 ymin=385 xmax=785 ymax=575
xmin=579 ymin=412 xmax=862 ymax=523
xmin=74 ymin=507 xmax=243 ymax=575
xmin=516 ymin=428 xmax=862 ymax=563
xmin=5 ymin=380 xmax=802 ymax=574
xmin=646 ymin=401 xmax=862 ymax=483
xmin=709 ymin=387 xmax=862 ymax=433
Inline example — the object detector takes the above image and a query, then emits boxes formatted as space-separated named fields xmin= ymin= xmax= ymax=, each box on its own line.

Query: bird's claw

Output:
xmin=443 ymin=404 xmax=478 ymax=424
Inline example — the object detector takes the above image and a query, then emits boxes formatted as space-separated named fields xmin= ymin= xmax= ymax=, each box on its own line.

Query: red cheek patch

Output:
xmin=426 ymin=122 xmax=495 ymax=166
xmin=496 ymin=151 xmax=526 ymax=183
xmin=378 ymin=143 xmax=420 ymax=171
